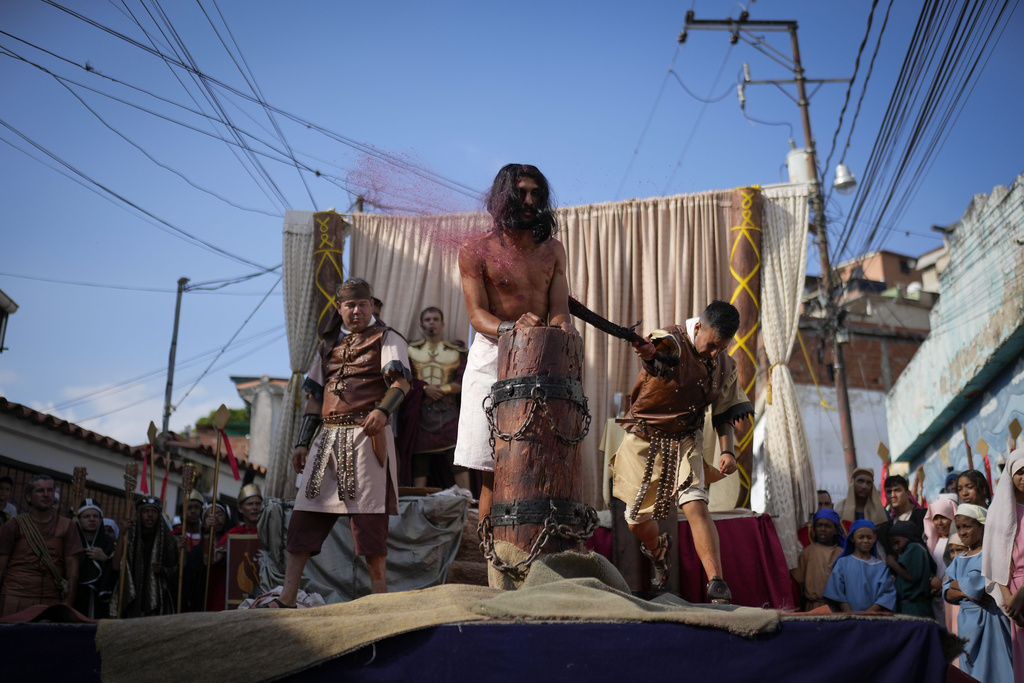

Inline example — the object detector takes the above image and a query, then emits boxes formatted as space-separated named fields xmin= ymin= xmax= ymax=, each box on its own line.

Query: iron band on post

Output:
xmin=489 ymin=375 xmax=585 ymax=407
xmin=488 ymin=499 xmax=595 ymax=528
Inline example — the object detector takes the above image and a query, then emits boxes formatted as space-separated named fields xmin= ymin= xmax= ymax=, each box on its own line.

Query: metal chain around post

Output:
xmin=478 ymin=500 xmax=600 ymax=578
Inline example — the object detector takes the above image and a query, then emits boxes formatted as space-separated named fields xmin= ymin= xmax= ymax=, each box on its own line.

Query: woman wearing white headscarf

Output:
xmin=982 ymin=450 xmax=1024 ymax=681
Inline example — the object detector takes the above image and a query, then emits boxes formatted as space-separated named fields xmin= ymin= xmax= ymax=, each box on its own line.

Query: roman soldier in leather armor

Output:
xmin=612 ymin=301 xmax=753 ymax=603
xmin=266 ymin=278 xmax=411 ymax=607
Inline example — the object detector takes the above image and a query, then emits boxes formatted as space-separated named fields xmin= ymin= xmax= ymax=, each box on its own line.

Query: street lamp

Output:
xmin=833 ymin=164 xmax=857 ymax=195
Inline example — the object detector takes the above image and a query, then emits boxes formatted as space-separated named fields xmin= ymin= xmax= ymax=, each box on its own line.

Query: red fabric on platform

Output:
xmin=677 ymin=514 xmax=797 ymax=609
xmin=585 ymin=527 xmax=613 ymax=560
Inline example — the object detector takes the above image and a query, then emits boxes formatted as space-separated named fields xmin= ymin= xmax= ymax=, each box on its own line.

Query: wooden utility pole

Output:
xmin=163 ymin=277 xmax=189 ymax=437
xmin=682 ymin=13 xmax=859 ymax=482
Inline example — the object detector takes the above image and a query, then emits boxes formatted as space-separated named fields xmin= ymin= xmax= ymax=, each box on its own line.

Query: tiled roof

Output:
xmin=0 ymin=397 xmax=265 ymax=476
xmin=0 ymin=396 xmax=146 ymax=460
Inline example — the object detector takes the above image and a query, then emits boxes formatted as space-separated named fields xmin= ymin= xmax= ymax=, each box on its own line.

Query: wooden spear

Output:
xmin=177 ymin=463 xmax=197 ymax=614
xmin=203 ymin=405 xmax=231 ymax=611
xmin=69 ymin=466 xmax=87 ymax=522
xmin=963 ymin=423 xmax=974 ymax=471
xmin=147 ymin=422 xmax=158 ymax=499
xmin=115 ymin=462 xmax=139 ymax=619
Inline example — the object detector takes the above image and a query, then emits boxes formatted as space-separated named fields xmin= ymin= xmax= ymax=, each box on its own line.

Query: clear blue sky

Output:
xmin=1 ymin=0 xmax=1021 ymax=446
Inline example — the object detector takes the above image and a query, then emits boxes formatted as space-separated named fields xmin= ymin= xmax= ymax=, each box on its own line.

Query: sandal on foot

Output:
xmin=706 ymin=576 xmax=732 ymax=604
xmin=256 ymin=597 xmax=296 ymax=609
xmin=640 ymin=533 xmax=671 ymax=589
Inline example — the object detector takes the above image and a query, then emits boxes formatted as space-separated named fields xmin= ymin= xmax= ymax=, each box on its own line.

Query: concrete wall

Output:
xmin=887 ymin=174 xmax=1024 ymax=461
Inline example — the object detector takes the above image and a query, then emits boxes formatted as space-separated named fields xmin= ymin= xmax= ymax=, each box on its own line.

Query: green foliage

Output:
xmin=196 ymin=406 xmax=249 ymax=425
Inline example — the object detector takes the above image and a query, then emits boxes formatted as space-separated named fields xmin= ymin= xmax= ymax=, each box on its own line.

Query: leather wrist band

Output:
xmin=294 ymin=413 xmax=322 ymax=449
xmin=376 ymin=386 xmax=406 ymax=417
xmin=497 ymin=320 xmax=515 ymax=335
xmin=720 ymin=450 xmax=735 ymax=458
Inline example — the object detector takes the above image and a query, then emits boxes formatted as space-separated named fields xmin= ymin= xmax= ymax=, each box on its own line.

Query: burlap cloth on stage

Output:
xmin=96 ymin=552 xmax=778 ymax=682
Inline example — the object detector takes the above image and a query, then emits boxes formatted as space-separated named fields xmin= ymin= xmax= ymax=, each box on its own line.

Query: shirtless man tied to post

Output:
xmin=455 ymin=163 xmax=576 ymax=520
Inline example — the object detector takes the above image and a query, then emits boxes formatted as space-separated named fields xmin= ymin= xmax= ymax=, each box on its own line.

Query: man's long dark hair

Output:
xmin=486 ymin=163 xmax=557 ymax=243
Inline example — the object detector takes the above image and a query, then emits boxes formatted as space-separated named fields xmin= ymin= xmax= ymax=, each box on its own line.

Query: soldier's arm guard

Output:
xmin=294 ymin=413 xmax=322 ymax=449
xmin=375 ymin=387 xmax=406 ymax=417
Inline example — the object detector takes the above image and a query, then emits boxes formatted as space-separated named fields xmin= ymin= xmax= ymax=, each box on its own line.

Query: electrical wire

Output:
xmin=39 ymin=0 xmax=483 ymax=200
xmin=73 ymin=328 xmax=287 ymax=424
xmin=662 ymin=44 xmax=734 ymax=194
xmin=820 ymin=0 xmax=883 ymax=194
xmin=0 ymin=120 xmax=273 ymax=270
xmin=172 ymin=274 xmax=282 ymax=410
xmin=833 ymin=0 xmax=1017 ymax=264
xmin=51 ymin=325 xmax=284 ymax=410
xmin=614 ymin=45 xmax=680 ymax=200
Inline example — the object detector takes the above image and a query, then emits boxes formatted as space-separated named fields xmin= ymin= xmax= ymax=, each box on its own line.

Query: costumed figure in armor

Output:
xmin=407 ymin=307 xmax=469 ymax=490
xmin=112 ymin=496 xmax=177 ymax=617
xmin=612 ymin=301 xmax=753 ymax=602
xmin=263 ymin=278 xmax=410 ymax=607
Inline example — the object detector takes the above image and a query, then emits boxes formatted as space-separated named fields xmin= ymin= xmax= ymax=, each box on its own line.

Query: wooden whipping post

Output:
xmin=203 ymin=405 xmax=230 ymax=610
xmin=177 ymin=463 xmax=197 ymax=614
xmin=115 ymin=463 xmax=139 ymax=619
xmin=479 ymin=326 xmax=597 ymax=584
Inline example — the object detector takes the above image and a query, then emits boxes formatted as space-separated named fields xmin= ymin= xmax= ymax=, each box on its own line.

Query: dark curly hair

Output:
xmin=957 ymin=469 xmax=991 ymax=506
xmin=485 ymin=163 xmax=557 ymax=243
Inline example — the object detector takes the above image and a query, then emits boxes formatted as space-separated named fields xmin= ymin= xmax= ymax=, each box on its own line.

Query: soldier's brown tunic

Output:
xmin=612 ymin=321 xmax=753 ymax=519
xmin=296 ymin=322 xmax=408 ymax=515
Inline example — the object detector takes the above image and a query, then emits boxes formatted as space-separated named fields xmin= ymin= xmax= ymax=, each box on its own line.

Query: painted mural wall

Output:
xmin=910 ymin=358 xmax=1024 ymax=501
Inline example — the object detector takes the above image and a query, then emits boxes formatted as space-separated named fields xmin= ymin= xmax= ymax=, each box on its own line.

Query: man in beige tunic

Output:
xmin=613 ymin=301 xmax=753 ymax=603
xmin=268 ymin=279 xmax=410 ymax=607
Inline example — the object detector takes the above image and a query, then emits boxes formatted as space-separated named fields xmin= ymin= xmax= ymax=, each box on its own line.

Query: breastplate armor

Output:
xmin=321 ymin=324 xmax=388 ymax=417
xmin=408 ymin=341 xmax=463 ymax=386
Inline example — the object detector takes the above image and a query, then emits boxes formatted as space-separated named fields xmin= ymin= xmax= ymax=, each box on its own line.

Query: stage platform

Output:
xmin=1 ymin=583 xmax=955 ymax=683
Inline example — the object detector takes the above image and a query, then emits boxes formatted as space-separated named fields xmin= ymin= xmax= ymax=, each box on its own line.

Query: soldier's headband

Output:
xmin=337 ymin=281 xmax=372 ymax=303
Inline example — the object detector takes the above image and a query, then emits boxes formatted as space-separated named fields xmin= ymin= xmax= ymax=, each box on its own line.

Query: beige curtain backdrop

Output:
xmin=759 ymin=184 xmax=816 ymax=567
xmin=265 ymin=211 xmax=324 ymax=498
xmin=350 ymin=190 xmax=734 ymax=509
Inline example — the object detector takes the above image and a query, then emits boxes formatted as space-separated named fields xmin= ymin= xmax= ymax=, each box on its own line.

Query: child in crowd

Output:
xmin=792 ymin=508 xmax=845 ymax=611
xmin=943 ymin=530 xmax=966 ymax=642
xmin=943 ymin=504 xmax=1012 ymax=682
xmin=835 ymin=467 xmax=889 ymax=533
xmin=824 ymin=519 xmax=896 ymax=613
xmin=925 ymin=496 xmax=958 ymax=625
xmin=981 ymin=450 xmax=1024 ymax=682
xmin=947 ymin=530 xmax=967 ymax=565
xmin=885 ymin=520 xmax=936 ymax=617
xmin=957 ymin=470 xmax=992 ymax=508
xmin=926 ymin=497 xmax=958 ymax=574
